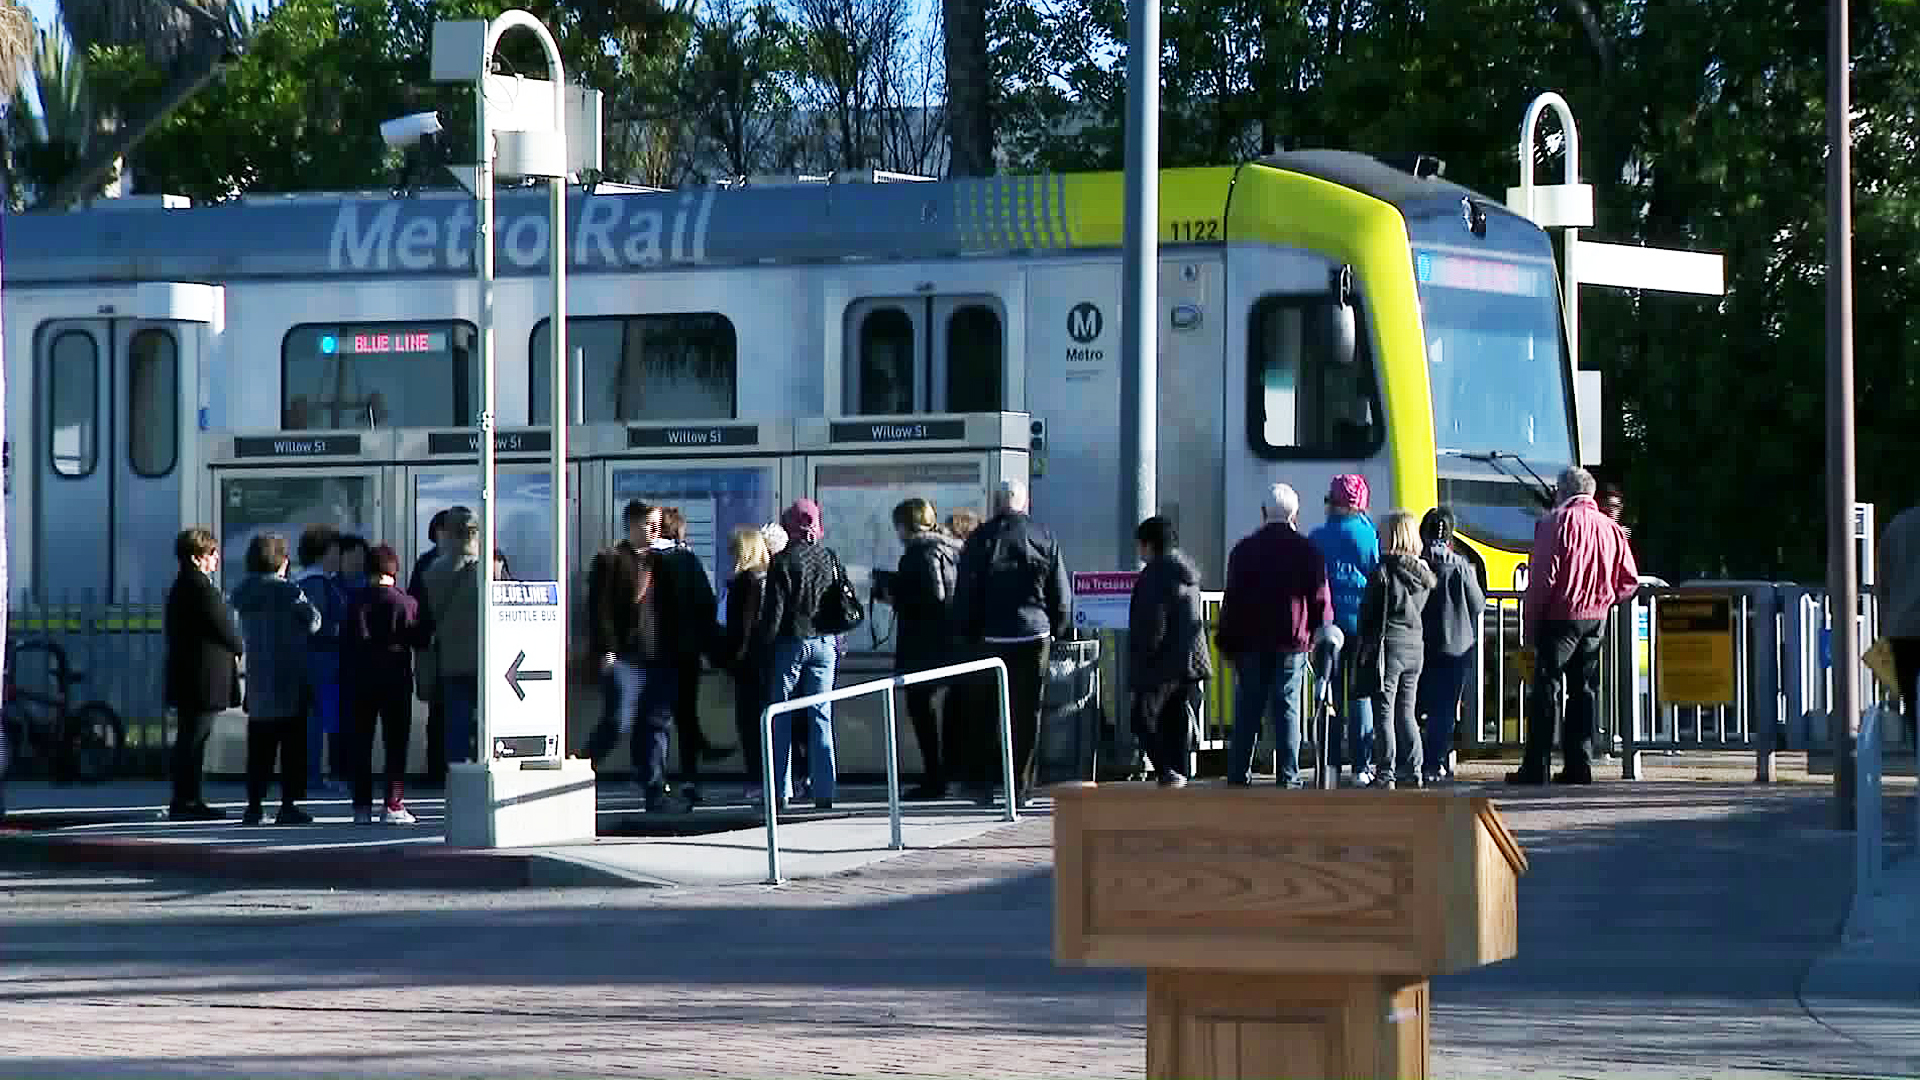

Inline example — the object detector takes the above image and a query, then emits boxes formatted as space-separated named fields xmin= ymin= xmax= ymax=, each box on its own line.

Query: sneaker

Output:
xmin=382 ymin=804 xmax=417 ymax=825
xmin=241 ymin=805 xmax=265 ymax=826
xmin=906 ymin=783 xmax=947 ymax=801
xmin=353 ymin=807 xmax=374 ymax=825
xmin=681 ymin=784 xmax=702 ymax=807
xmin=169 ymin=803 xmax=226 ymax=822
xmin=1157 ymin=772 xmax=1189 ymax=788
xmin=814 ymin=798 xmax=835 ymax=811
xmin=1351 ymin=770 xmax=1375 ymax=789
xmin=275 ymin=805 xmax=314 ymax=826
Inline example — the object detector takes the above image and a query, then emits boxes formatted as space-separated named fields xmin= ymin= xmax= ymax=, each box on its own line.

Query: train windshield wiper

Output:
xmin=1438 ymin=448 xmax=1556 ymax=510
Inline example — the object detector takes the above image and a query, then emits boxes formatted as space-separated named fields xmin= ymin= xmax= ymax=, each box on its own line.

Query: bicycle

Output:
xmin=2 ymin=638 xmax=126 ymax=783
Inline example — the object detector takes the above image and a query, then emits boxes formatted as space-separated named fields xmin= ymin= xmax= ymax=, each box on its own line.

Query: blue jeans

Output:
xmin=584 ymin=660 xmax=675 ymax=789
xmin=441 ymin=676 xmax=479 ymax=766
xmin=769 ymin=636 xmax=838 ymax=802
xmin=1418 ymin=651 xmax=1473 ymax=775
xmin=1227 ymin=650 xmax=1310 ymax=786
xmin=1322 ymin=642 xmax=1377 ymax=777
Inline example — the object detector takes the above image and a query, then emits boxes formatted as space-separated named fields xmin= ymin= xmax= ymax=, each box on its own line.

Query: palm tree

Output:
xmin=0 ymin=1 xmax=31 ymax=97
xmin=59 ymin=0 xmax=230 ymax=74
xmin=941 ymin=0 xmax=990 ymax=176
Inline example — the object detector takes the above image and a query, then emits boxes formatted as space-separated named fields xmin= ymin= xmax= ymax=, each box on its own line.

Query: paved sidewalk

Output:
xmin=0 ymin=779 xmax=1024 ymax=887
xmin=1 ymin=769 xmax=1917 ymax=1077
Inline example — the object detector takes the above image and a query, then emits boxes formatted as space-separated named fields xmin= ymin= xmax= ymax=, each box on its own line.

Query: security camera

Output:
xmin=380 ymin=112 xmax=444 ymax=150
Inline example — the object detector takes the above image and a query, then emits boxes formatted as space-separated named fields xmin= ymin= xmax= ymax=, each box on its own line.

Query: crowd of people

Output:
xmin=1160 ymin=466 xmax=1639 ymax=789
xmin=152 ymin=462 xmax=1658 ymax=820
xmin=160 ymin=509 xmax=513 ymax=824
xmin=584 ymin=481 xmax=1068 ymax=813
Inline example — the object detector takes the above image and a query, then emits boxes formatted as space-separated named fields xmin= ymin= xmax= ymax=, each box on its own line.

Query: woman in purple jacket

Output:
xmin=345 ymin=544 xmax=427 ymax=824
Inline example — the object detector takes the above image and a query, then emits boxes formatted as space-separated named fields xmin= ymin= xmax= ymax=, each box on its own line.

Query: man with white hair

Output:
xmin=952 ymin=478 xmax=1073 ymax=806
xmin=1215 ymin=483 xmax=1334 ymax=787
xmin=1513 ymin=465 xmax=1639 ymax=786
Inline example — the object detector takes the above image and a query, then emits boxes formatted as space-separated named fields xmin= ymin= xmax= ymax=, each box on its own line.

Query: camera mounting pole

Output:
xmin=430 ymin=12 xmax=597 ymax=848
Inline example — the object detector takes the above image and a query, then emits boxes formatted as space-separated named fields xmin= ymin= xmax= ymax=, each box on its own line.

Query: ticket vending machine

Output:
xmin=573 ymin=417 xmax=795 ymax=763
xmin=202 ymin=429 xmax=396 ymax=776
xmin=793 ymin=411 xmax=1031 ymax=777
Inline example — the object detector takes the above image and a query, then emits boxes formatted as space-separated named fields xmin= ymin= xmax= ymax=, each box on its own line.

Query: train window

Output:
xmin=943 ymin=304 xmax=1004 ymax=412
xmin=128 ymin=329 xmax=179 ymax=477
xmin=1247 ymin=294 xmax=1382 ymax=460
xmin=48 ymin=330 xmax=99 ymax=478
xmin=281 ymin=322 xmax=476 ymax=430
xmin=855 ymin=307 xmax=916 ymax=414
xmin=528 ymin=313 xmax=737 ymax=423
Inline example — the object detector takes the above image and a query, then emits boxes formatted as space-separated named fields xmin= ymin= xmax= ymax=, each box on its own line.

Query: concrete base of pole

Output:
xmin=445 ymin=758 xmax=597 ymax=849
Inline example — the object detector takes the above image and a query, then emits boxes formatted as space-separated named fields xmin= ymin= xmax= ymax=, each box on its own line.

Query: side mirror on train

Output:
xmin=1319 ymin=264 xmax=1358 ymax=365
xmin=1321 ymin=299 xmax=1357 ymax=366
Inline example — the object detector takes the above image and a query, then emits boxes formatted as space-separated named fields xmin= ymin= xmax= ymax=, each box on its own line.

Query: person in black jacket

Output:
xmin=408 ymin=509 xmax=451 ymax=786
xmin=752 ymin=498 xmax=845 ymax=809
xmin=885 ymin=497 xmax=961 ymax=800
xmin=713 ymin=526 xmax=773 ymax=797
xmin=1357 ymin=512 xmax=1438 ymax=788
xmin=952 ymin=479 xmax=1072 ymax=806
xmin=654 ymin=506 xmax=728 ymax=805
xmin=583 ymin=500 xmax=682 ymax=812
xmin=164 ymin=527 xmax=245 ymax=820
xmin=1127 ymin=516 xmax=1212 ymax=787
xmin=1417 ymin=508 xmax=1487 ymax=783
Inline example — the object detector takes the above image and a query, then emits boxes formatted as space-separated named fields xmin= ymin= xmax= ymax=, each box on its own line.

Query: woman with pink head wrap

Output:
xmin=1308 ymin=472 xmax=1382 ymax=785
xmin=752 ymin=498 xmax=842 ymax=808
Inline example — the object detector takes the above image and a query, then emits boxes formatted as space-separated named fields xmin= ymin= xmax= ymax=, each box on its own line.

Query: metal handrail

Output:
xmin=758 ymin=656 xmax=1017 ymax=885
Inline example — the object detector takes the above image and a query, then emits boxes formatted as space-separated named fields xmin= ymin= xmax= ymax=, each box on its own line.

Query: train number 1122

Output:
xmin=1169 ymin=219 xmax=1221 ymax=242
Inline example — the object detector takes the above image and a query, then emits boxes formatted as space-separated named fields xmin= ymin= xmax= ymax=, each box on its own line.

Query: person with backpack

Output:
xmin=887 ymin=497 xmax=961 ymax=800
xmin=1416 ymin=507 xmax=1486 ymax=783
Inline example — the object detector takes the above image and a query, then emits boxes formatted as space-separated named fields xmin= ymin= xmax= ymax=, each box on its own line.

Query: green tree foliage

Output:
xmin=75 ymin=0 xmax=683 ymax=200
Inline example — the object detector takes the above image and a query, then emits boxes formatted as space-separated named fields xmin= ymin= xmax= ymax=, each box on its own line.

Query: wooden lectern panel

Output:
xmin=1054 ymin=785 xmax=1526 ymax=975
xmin=1146 ymin=971 xmax=1429 ymax=1080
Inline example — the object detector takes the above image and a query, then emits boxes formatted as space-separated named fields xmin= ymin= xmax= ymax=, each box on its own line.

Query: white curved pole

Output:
xmin=475 ymin=10 xmax=569 ymax=768
xmin=1519 ymin=92 xmax=1582 ymax=371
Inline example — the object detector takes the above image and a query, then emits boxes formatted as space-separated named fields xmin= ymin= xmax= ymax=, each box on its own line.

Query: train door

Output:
xmin=33 ymin=311 xmax=207 ymax=600
xmin=843 ymin=293 xmax=1010 ymax=416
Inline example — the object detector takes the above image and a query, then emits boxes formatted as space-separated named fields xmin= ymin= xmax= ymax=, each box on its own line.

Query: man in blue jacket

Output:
xmin=1309 ymin=474 xmax=1380 ymax=785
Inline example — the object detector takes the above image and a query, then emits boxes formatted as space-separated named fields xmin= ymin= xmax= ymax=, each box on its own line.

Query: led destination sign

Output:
xmin=1414 ymin=250 xmax=1550 ymax=297
xmin=318 ymin=330 xmax=449 ymax=355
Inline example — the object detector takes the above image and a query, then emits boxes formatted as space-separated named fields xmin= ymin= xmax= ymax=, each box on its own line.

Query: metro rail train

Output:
xmin=3 ymin=149 xmax=1579 ymax=611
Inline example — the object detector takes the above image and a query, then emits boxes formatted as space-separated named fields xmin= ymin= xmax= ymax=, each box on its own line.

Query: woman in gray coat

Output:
xmin=230 ymin=532 xmax=323 ymax=824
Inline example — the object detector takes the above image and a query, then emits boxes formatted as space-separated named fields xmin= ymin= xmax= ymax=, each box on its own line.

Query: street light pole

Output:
xmin=1826 ymin=0 xmax=1859 ymax=830
xmin=1119 ymin=0 xmax=1159 ymax=561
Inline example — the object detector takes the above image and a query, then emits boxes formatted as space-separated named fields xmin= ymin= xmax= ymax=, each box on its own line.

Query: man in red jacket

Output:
xmin=1216 ymin=483 xmax=1334 ymax=787
xmin=1511 ymin=466 xmax=1640 ymax=786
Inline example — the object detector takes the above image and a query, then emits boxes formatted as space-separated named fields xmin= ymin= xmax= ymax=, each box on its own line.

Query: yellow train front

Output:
xmin=1044 ymin=148 xmax=1566 ymax=588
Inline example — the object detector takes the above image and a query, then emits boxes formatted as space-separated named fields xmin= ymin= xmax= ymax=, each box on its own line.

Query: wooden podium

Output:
xmin=1053 ymin=783 xmax=1527 ymax=1080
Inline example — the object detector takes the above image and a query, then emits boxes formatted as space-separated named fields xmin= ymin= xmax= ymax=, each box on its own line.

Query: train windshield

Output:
xmin=1413 ymin=244 xmax=1575 ymax=467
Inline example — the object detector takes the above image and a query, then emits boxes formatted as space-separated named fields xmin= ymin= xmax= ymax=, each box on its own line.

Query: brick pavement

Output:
xmin=2 ymin=777 xmax=1917 ymax=1078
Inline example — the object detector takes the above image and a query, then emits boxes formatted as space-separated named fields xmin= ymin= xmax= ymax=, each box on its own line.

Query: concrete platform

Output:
xmin=0 ymin=779 xmax=1027 ymax=889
